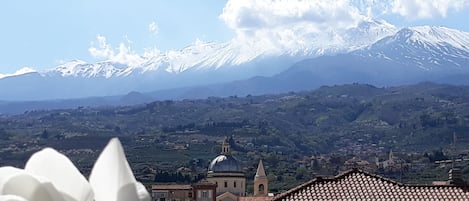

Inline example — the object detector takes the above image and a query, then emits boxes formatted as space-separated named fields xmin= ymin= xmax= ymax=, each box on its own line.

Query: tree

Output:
xmin=295 ymin=167 xmax=308 ymax=180
xmin=40 ymin=129 xmax=49 ymax=139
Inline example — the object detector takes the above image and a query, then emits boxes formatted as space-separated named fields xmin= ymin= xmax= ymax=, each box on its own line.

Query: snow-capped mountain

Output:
xmin=42 ymin=19 xmax=397 ymax=79
xmin=278 ymin=25 xmax=469 ymax=90
xmin=46 ymin=60 xmax=134 ymax=78
xmin=0 ymin=18 xmax=398 ymax=101
xmin=359 ymin=26 xmax=469 ymax=71
xmin=3 ymin=20 xmax=469 ymax=102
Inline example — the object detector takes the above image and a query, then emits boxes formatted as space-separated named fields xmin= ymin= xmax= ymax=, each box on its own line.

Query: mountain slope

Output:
xmin=278 ymin=26 xmax=469 ymax=87
xmin=167 ymin=25 xmax=469 ymax=98
xmin=0 ymin=19 xmax=396 ymax=101
xmin=44 ymin=18 xmax=396 ymax=79
xmin=1 ymin=25 xmax=469 ymax=113
xmin=2 ymin=24 xmax=469 ymax=104
xmin=359 ymin=26 xmax=469 ymax=71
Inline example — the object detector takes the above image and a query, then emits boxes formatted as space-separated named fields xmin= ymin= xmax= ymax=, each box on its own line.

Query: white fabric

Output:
xmin=25 ymin=148 xmax=94 ymax=201
xmin=0 ymin=194 xmax=29 ymax=201
xmin=0 ymin=167 xmax=65 ymax=201
xmin=89 ymin=138 xmax=150 ymax=201
xmin=0 ymin=138 xmax=150 ymax=201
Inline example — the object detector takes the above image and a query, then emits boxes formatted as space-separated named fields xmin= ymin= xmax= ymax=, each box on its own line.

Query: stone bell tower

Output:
xmin=253 ymin=160 xmax=268 ymax=196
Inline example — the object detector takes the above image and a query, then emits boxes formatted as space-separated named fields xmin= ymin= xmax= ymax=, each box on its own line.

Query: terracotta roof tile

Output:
xmin=151 ymin=184 xmax=192 ymax=190
xmin=274 ymin=169 xmax=469 ymax=201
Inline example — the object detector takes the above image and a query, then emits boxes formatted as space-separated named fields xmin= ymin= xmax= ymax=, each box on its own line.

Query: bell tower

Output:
xmin=221 ymin=137 xmax=231 ymax=155
xmin=254 ymin=160 xmax=268 ymax=196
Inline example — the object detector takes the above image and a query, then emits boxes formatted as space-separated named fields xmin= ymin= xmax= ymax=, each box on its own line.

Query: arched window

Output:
xmin=259 ymin=184 xmax=264 ymax=192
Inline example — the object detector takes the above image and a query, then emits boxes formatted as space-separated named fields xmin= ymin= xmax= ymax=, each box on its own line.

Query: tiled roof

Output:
xmin=238 ymin=196 xmax=273 ymax=201
xmin=274 ymin=169 xmax=469 ymax=201
xmin=152 ymin=184 xmax=192 ymax=190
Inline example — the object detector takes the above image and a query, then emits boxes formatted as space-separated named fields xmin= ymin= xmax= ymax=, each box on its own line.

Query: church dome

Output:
xmin=208 ymin=154 xmax=242 ymax=173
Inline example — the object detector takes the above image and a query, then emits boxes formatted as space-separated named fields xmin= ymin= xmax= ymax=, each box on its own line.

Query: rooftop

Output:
xmin=152 ymin=184 xmax=192 ymax=190
xmin=208 ymin=154 xmax=243 ymax=174
xmin=274 ymin=169 xmax=469 ymax=200
xmin=238 ymin=196 xmax=273 ymax=201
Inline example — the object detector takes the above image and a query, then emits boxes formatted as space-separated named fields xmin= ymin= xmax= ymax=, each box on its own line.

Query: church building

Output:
xmin=152 ymin=137 xmax=273 ymax=201
xmin=206 ymin=138 xmax=246 ymax=201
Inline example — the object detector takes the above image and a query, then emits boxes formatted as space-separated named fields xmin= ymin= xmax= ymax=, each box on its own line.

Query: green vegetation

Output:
xmin=1 ymin=82 xmax=469 ymax=192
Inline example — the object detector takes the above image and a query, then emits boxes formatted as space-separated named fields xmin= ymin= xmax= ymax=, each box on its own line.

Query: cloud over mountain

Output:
xmin=88 ymin=35 xmax=146 ymax=68
xmin=220 ymin=0 xmax=371 ymax=53
xmin=391 ymin=0 xmax=469 ymax=19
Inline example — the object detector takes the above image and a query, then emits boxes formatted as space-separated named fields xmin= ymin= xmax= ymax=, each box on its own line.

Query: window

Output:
xmin=224 ymin=181 xmax=228 ymax=188
xmin=234 ymin=181 xmax=237 ymax=188
xmin=160 ymin=198 xmax=165 ymax=201
xmin=156 ymin=193 xmax=167 ymax=198
xmin=188 ymin=192 xmax=192 ymax=198
xmin=259 ymin=184 xmax=265 ymax=192
xmin=202 ymin=191 xmax=208 ymax=198
xmin=208 ymin=190 xmax=212 ymax=198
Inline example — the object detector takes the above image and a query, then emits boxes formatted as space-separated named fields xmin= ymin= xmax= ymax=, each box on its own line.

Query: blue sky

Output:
xmin=1 ymin=0 xmax=469 ymax=74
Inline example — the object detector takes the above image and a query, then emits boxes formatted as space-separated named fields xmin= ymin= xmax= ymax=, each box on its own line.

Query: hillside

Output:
xmin=1 ymin=82 xmax=469 ymax=191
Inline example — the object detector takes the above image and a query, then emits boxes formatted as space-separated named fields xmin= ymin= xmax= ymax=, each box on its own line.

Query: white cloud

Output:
xmin=148 ymin=21 xmax=159 ymax=35
xmin=391 ymin=0 xmax=469 ymax=19
xmin=350 ymin=0 xmax=391 ymax=16
xmin=88 ymin=35 xmax=146 ymax=67
xmin=113 ymin=43 xmax=146 ymax=67
xmin=0 ymin=67 xmax=36 ymax=79
xmin=219 ymin=0 xmax=380 ymax=53
xmin=218 ymin=0 xmax=469 ymax=54
xmin=221 ymin=0 xmax=365 ymax=32
xmin=88 ymin=35 xmax=114 ymax=59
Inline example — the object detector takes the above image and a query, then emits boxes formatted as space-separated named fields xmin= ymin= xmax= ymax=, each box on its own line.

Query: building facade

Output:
xmin=207 ymin=138 xmax=246 ymax=201
xmin=152 ymin=181 xmax=217 ymax=201
xmin=193 ymin=181 xmax=217 ymax=201
xmin=151 ymin=185 xmax=192 ymax=201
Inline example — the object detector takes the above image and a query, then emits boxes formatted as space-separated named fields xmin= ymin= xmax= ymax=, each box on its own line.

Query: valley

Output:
xmin=1 ymin=82 xmax=469 ymax=192
xmin=3 ymin=1 xmax=469 ymax=200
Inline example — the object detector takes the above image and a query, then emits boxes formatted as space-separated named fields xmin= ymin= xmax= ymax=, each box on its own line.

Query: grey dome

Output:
xmin=208 ymin=155 xmax=242 ymax=173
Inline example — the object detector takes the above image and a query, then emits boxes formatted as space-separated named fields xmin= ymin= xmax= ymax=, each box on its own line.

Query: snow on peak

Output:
xmin=49 ymin=60 xmax=134 ymax=78
xmin=38 ymin=17 xmax=399 ymax=79
xmin=359 ymin=25 xmax=469 ymax=71
xmin=0 ymin=67 xmax=37 ymax=79
xmin=394 ymin=26 xmax=469 ymax=51
xmin=342 ymin=18 xmax=397 ymax=49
